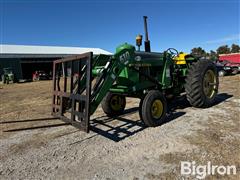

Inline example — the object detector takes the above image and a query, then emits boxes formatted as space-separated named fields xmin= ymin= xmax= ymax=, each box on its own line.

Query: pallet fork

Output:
xmin=52 ymin=53 xmax=92 ymax=132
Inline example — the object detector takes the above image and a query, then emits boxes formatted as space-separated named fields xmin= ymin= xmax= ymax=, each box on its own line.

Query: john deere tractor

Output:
xmin=1 ymin=67 xmax=15 ymax=84
xmin=52 ymin=16 xmax=219 ymax=132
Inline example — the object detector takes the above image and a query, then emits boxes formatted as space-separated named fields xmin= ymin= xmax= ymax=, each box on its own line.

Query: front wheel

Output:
xmin=101 ymin=92 xmax=126 ymax=117
xmin=140 ymin=90 xmax=167 ymax=127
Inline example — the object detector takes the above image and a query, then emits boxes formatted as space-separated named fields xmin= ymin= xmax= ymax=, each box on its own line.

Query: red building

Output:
xmin=219 ymin=53 xmax=240 ymax=63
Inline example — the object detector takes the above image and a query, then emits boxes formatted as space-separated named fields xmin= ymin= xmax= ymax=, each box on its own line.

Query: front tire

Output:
xmin=140 ymin=90 xmax=167 ymax=127
xmin=185 ymin=59 xmax=219 ymax=108
xmin=101 ymin=92 xmax=126 ymax=117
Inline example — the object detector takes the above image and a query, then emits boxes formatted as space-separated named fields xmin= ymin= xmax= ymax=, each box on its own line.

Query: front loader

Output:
xmin=52 ymin=16 xmax=219 ymax=132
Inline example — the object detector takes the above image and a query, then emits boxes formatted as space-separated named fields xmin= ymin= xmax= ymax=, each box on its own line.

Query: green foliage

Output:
xmin=216 ymin=45 xmax=231 ymax=54
xmin=191 ymin=47 xmax=206 ymax=58
xmin=209 ymin=50 xmax=218 ymax=60
xmin=190 ymin=44 xmax=239 ymax=59
xmin=190 ymin=43 xmax=240 ymax=60
xmin=231 ymin=44 xmax=240 ymax=53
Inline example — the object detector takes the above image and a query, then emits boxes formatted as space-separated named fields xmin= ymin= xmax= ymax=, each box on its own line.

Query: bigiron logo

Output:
xmin=180 ymin=161 xmax=237 ymax=179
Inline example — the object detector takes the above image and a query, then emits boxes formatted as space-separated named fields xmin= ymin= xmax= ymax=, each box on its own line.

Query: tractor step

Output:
xmin=52 ymin=53 xmax=92 ymax=132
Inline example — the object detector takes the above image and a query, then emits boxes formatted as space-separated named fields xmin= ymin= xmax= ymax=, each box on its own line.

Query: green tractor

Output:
xmin=52 ymin=16 xmax=219 ymax=132
xmin=1 ymin=67 xmax=15 ymax=84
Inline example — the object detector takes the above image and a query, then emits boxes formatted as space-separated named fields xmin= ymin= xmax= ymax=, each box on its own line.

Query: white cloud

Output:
xmin=205 ymin=34 xmax=240 ymax=44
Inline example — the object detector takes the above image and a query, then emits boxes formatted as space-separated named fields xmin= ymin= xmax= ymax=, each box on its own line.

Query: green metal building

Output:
xmin=0 ymin=44 xmax=111 ymax=81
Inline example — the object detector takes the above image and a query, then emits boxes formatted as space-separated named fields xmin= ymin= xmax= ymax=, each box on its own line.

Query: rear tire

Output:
xmin=185 ymin=59 xmax=219 ymax=108
xmin=101 ymin=92 xmax=126 ymax=117
xmin=140 ymin=90 xmax=167 ymax=127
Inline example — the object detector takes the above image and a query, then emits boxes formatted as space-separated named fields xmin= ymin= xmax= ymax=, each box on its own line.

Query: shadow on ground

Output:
xmin=90 ymin=107 xmax=144 ymax=142
xmin=168 ymin=93 xmax=233 ymax=111
xmin=213 ymin=93 xmax=233 ymax=105
xmin=0 ymin=117 xmax=59 ymax=124
xmin=1 ymin=93 xmax=232 ymax=141
xmin=3 ymin=123 xmax=70 ymax=132
xmin=90 ymin=105 xmax=187 ymax=142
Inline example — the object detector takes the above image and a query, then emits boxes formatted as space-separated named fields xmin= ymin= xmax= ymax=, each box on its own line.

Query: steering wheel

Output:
xmin=166 ymin=48 xmax=179 ymax=58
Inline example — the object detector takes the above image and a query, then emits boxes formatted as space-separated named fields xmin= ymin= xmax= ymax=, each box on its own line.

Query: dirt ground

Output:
xmin=0 ymin=75 xmax=239 ymax=180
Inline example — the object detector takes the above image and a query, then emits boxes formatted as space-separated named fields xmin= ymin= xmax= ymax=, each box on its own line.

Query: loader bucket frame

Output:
xmin=52 ymin=53 xmax=92 ymax=132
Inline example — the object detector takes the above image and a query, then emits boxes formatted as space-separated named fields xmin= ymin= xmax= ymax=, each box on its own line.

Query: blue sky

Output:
xmin=0 ymin=0 xmax=239 ymax=53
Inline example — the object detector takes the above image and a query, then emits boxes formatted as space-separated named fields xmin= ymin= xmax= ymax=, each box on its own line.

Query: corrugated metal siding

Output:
xmin=0 ymin=59 xmax=22 ymax=80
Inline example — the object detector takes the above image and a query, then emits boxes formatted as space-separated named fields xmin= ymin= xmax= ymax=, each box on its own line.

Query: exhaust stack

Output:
xmin=143 ymin=16 xmax=151 ymax=52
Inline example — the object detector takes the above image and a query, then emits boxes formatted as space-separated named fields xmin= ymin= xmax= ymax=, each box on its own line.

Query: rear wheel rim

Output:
xmin=203 ymin=70 xmax=217 ymax=98
xmin=151 ymin=99 xmax=163 ymax=119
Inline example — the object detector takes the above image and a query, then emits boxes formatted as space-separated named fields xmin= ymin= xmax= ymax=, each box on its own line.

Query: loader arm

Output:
xmin=90 ymin=44 xmax=135 ymax=114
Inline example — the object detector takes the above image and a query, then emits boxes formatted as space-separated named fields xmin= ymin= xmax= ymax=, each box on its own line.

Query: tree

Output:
xmin=216 ymin=45 xmax=230 ymax=54
xmin=231 ymin=44 xmax=240 ymax=53
xmin=191 ymin=47 xmax=206 ymax=58
xmin=209 ymin=50 xmax=218 ymax=60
